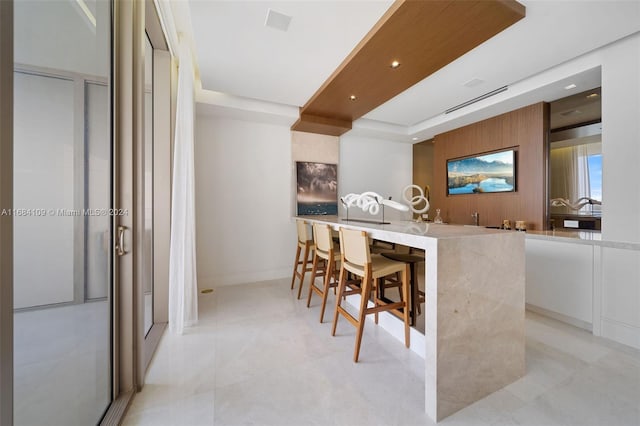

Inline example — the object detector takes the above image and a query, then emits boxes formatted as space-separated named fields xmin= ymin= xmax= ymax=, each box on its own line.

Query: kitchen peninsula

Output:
xmin=301 ymin=216 xmax=526 ymax=422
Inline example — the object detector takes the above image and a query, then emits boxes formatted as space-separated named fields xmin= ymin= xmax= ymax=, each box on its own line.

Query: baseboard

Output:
xmin=525 ymin=303 xmax=592 ymax=331
xmin=601 ymin=317 xmax=640 ymax=350
xmin=143 ymin=322 xmax=167 ymax=371
xmin=199 ymin=267 xmax=292 ymax=287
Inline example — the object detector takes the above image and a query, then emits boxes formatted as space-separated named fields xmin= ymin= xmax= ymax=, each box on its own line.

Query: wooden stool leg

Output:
xmin=319 ymin=259 xmax=334 ymax=323
xmin=354 ymin=274 xmax=372 ymax=363
xmin=402 ymin=264 xmax=411 ymax=348
xmin=331 ymin=266 xmax=347 ymax=336
xmin=297 ymin=244 xmax=311 ymax=299
xmin=374 ymin=278 xmax=379 ymax=325
xmin=290 ymin=245 xmax=301 ymax=290
xmin=418 ymin=288 xmax=425 ymax=315
xmin=417 ymin=263 xmax=424 ymax=315
xmin=307 ymin=254 xmax=320 ymax=308
xmin=410 ymin=262 xmax=417 ymax=326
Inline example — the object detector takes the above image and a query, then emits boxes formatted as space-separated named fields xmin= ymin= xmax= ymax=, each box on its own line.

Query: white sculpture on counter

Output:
xmin=340 ymin=192 xmax=408 ymax=225
xmin=402 ymin=184 xmax=430 ymax=221
xmin=550 ymin=197 xmax=601 ymax=211
xmin=340 ymin=192 xmax=409 ymax=215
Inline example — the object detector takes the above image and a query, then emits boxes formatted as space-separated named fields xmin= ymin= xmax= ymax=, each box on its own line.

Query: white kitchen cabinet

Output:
xmin=525 ymin=238 xmax=593 ymax=327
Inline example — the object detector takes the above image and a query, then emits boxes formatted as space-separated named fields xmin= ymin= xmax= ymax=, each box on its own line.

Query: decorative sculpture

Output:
xmin=402 ymin=184 xmax=430 ymax=221
xmin=340 ymin=192 xmax=409 ymax=214
xmin=550 ymin=197 xmax=601 ymax=211
xmin=340 ymin=191 xmax=408 ymax=224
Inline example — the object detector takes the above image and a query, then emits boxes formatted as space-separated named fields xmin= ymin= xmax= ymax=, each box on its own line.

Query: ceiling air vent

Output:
xmin=265 ymin=9 xmax=292 ymax=32
xmin=463 ymin=78 xmax=484 ymax=88
xmin=445 ymin=85 xmax=509 ymax=114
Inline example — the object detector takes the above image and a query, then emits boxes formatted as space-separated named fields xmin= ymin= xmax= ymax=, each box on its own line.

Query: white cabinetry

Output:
xmin=526 ymin=234 xmax=640 ymax=350
xmin=525 ymin=239 xmax=593 ymax=328
xmin=600 ymin=247 xmax=640 ymax=349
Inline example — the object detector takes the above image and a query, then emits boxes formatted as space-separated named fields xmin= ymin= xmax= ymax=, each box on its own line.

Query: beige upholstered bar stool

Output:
xmin=307 ymin=223 xmax=341 ymax=323
xmin=290 ymin=219 xmax=314 ymax=299
xmin=332 ymin=227 xmax=411 ymax=362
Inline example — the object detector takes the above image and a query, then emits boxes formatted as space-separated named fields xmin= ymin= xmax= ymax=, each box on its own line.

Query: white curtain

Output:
xmin=169 ymin=39 xmax=198 ymax=334
xmin=575 ymin=144 xmax=591 ymax=205
xmin=550 ymin=144 xmax=591 ymax=213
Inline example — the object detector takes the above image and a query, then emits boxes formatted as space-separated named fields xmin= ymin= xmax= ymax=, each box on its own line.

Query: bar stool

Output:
xmin=381 ymin=250 xmax=425 ymax=326
xmin=332 ymin=227 xmax=410 ymax=362
xmin=307 ymin=223 xmax=341 ymax=323
xmin=290 ymin=219 xmax=314 ymax=299
xmin=370 ymin=239 xmax=395 ymax=254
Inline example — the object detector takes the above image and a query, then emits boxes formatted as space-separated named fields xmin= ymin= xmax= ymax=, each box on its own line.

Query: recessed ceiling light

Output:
xmin=586 ymin=93 xmax=599 ymax=99
xmin=412 ymin=137 xmax=418 ymax=141
xmin=564 ymin=84 xmax=577 ymax=90
xmin=390 ymin=60 xmax=401 ymax=69
xmin=349 ymin=95 xmax=357 ymax=101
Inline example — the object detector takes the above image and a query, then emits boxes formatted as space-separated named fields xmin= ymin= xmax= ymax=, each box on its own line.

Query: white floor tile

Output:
xmin=124 ymin=278 xmax=640 ymax=426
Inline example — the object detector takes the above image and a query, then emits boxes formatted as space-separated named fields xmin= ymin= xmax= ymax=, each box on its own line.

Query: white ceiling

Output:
xmin=185 ymin=0 xmax=640 ymax=138
xmin=189 ymin=0 xmax=393 ymax=106
xmin=365 ymin=0 xmax=639 ymax=126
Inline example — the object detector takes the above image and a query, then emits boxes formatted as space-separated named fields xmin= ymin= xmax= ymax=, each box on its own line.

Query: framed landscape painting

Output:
xmin=447 ymin=149 xmax=516 ymax=195
xmin=296 ymin=162 xmax=338 ymax=216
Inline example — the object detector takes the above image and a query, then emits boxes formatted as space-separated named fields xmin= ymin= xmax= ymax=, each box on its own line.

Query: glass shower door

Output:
xmin=13 ymin=0 xmax=113 ymax=424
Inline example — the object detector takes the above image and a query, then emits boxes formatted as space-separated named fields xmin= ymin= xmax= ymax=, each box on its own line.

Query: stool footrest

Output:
xmin=365 ymin=301 xmax=405 ymax=315
xmin=336 ymin=305 xmax=359 ymax=328
xmin=341 ymin=288 xmax=362 ymax=297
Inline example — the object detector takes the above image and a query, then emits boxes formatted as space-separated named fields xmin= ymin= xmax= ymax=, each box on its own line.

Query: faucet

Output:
xmin=472 ymin=212 xmax=479 ymax=226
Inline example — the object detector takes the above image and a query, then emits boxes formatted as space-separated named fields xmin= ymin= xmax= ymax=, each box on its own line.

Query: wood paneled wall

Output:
xmin=430 ymin=102 xmax=549 ymax=230
xmin=412 ymin=140 xmax=434 ymax=219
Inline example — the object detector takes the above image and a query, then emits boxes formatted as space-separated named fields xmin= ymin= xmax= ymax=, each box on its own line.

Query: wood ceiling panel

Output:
xmin=291 ymin=113 xmax=352 ymax=137
xmin=292 ymin=0 xmax=525 ymax=135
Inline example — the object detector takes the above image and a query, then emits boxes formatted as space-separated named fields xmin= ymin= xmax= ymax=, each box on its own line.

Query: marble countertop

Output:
xmin=299 ymin=215 xmax=513 ymax=240
xmin=526 ymin=229 xmax=640 ymax=251
xmin=300 ymin=216 xmax=640 ymax=251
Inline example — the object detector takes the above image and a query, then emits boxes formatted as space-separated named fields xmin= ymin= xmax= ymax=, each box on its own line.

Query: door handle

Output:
xmin=116 ymin=225 xmax=129 ymax=256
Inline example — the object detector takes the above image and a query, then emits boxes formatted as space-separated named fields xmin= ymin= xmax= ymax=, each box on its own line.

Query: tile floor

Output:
xmin=123 ymin=278 xmax=640 ymax=426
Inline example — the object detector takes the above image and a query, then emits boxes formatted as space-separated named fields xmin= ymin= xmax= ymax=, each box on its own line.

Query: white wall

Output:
xmin=193 ymin=116 xmax=415 ymax=287
xmin=598 ymin=33 xmax=640 ymax=349
xmin=601 ymin=33 xmax=640 ymax=243
xmin=194 ymin=112 xmax=296 ymax=287
xmin=339 ymin=134 xmax=413 ymax=221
